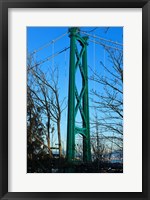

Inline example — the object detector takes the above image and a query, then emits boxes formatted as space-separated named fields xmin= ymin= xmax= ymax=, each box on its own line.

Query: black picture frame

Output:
xmin=0 ymin=0 xmax=150 ymax=199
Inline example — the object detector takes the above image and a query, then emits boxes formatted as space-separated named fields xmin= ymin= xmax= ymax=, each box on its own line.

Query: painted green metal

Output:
xmin=67 ymin=27 xmax=91 ymax=163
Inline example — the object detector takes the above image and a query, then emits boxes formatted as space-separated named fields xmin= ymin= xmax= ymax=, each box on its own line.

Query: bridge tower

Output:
xmin=66 ymin=27 xmax=91 ymax=163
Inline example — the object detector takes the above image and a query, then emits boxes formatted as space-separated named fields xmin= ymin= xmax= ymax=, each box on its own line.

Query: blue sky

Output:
xmin=27 ymin=27 xmax=123 ymax=152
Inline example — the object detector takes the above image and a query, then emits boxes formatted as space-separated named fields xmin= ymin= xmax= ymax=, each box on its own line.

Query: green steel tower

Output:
xmin=66 ymin=27 xmax=91 ymax=163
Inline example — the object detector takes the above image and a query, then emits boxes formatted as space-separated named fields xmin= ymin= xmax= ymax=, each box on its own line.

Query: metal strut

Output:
xmin=66 ymin=27 xmax=91 ymax=163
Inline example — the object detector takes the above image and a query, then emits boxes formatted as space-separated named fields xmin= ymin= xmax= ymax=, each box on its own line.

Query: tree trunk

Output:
xmin=47 ymin=137 xmax=53 ymax=158
xmin=57 ymin=120 xmax=62 ymax=158
xmin=47 ymin=114 xmax=53 ymax=157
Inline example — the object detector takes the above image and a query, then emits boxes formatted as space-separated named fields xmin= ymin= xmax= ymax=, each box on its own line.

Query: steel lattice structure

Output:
xmin=66 ymin=27 xmax=91 ymax=162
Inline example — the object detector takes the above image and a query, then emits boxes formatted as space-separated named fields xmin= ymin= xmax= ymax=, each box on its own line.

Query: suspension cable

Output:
xmin=89 ymin=39 xmax=123 ymax=51
xmin=28 ymin=46 xmax=70 ymax=71
xmin=30 ymin=32 xmax=68 ymax=55
xmin=80 ymin=31 xmax=123 ymax=46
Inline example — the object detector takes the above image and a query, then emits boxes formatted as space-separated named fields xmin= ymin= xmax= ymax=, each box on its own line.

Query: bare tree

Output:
xmin=27 ymin=83 xmax=49 ymax=162
xmin=90 ymin=47 xmax=123 ymax=152
xmin=27 ymin=54 xmax=66 ymax=158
